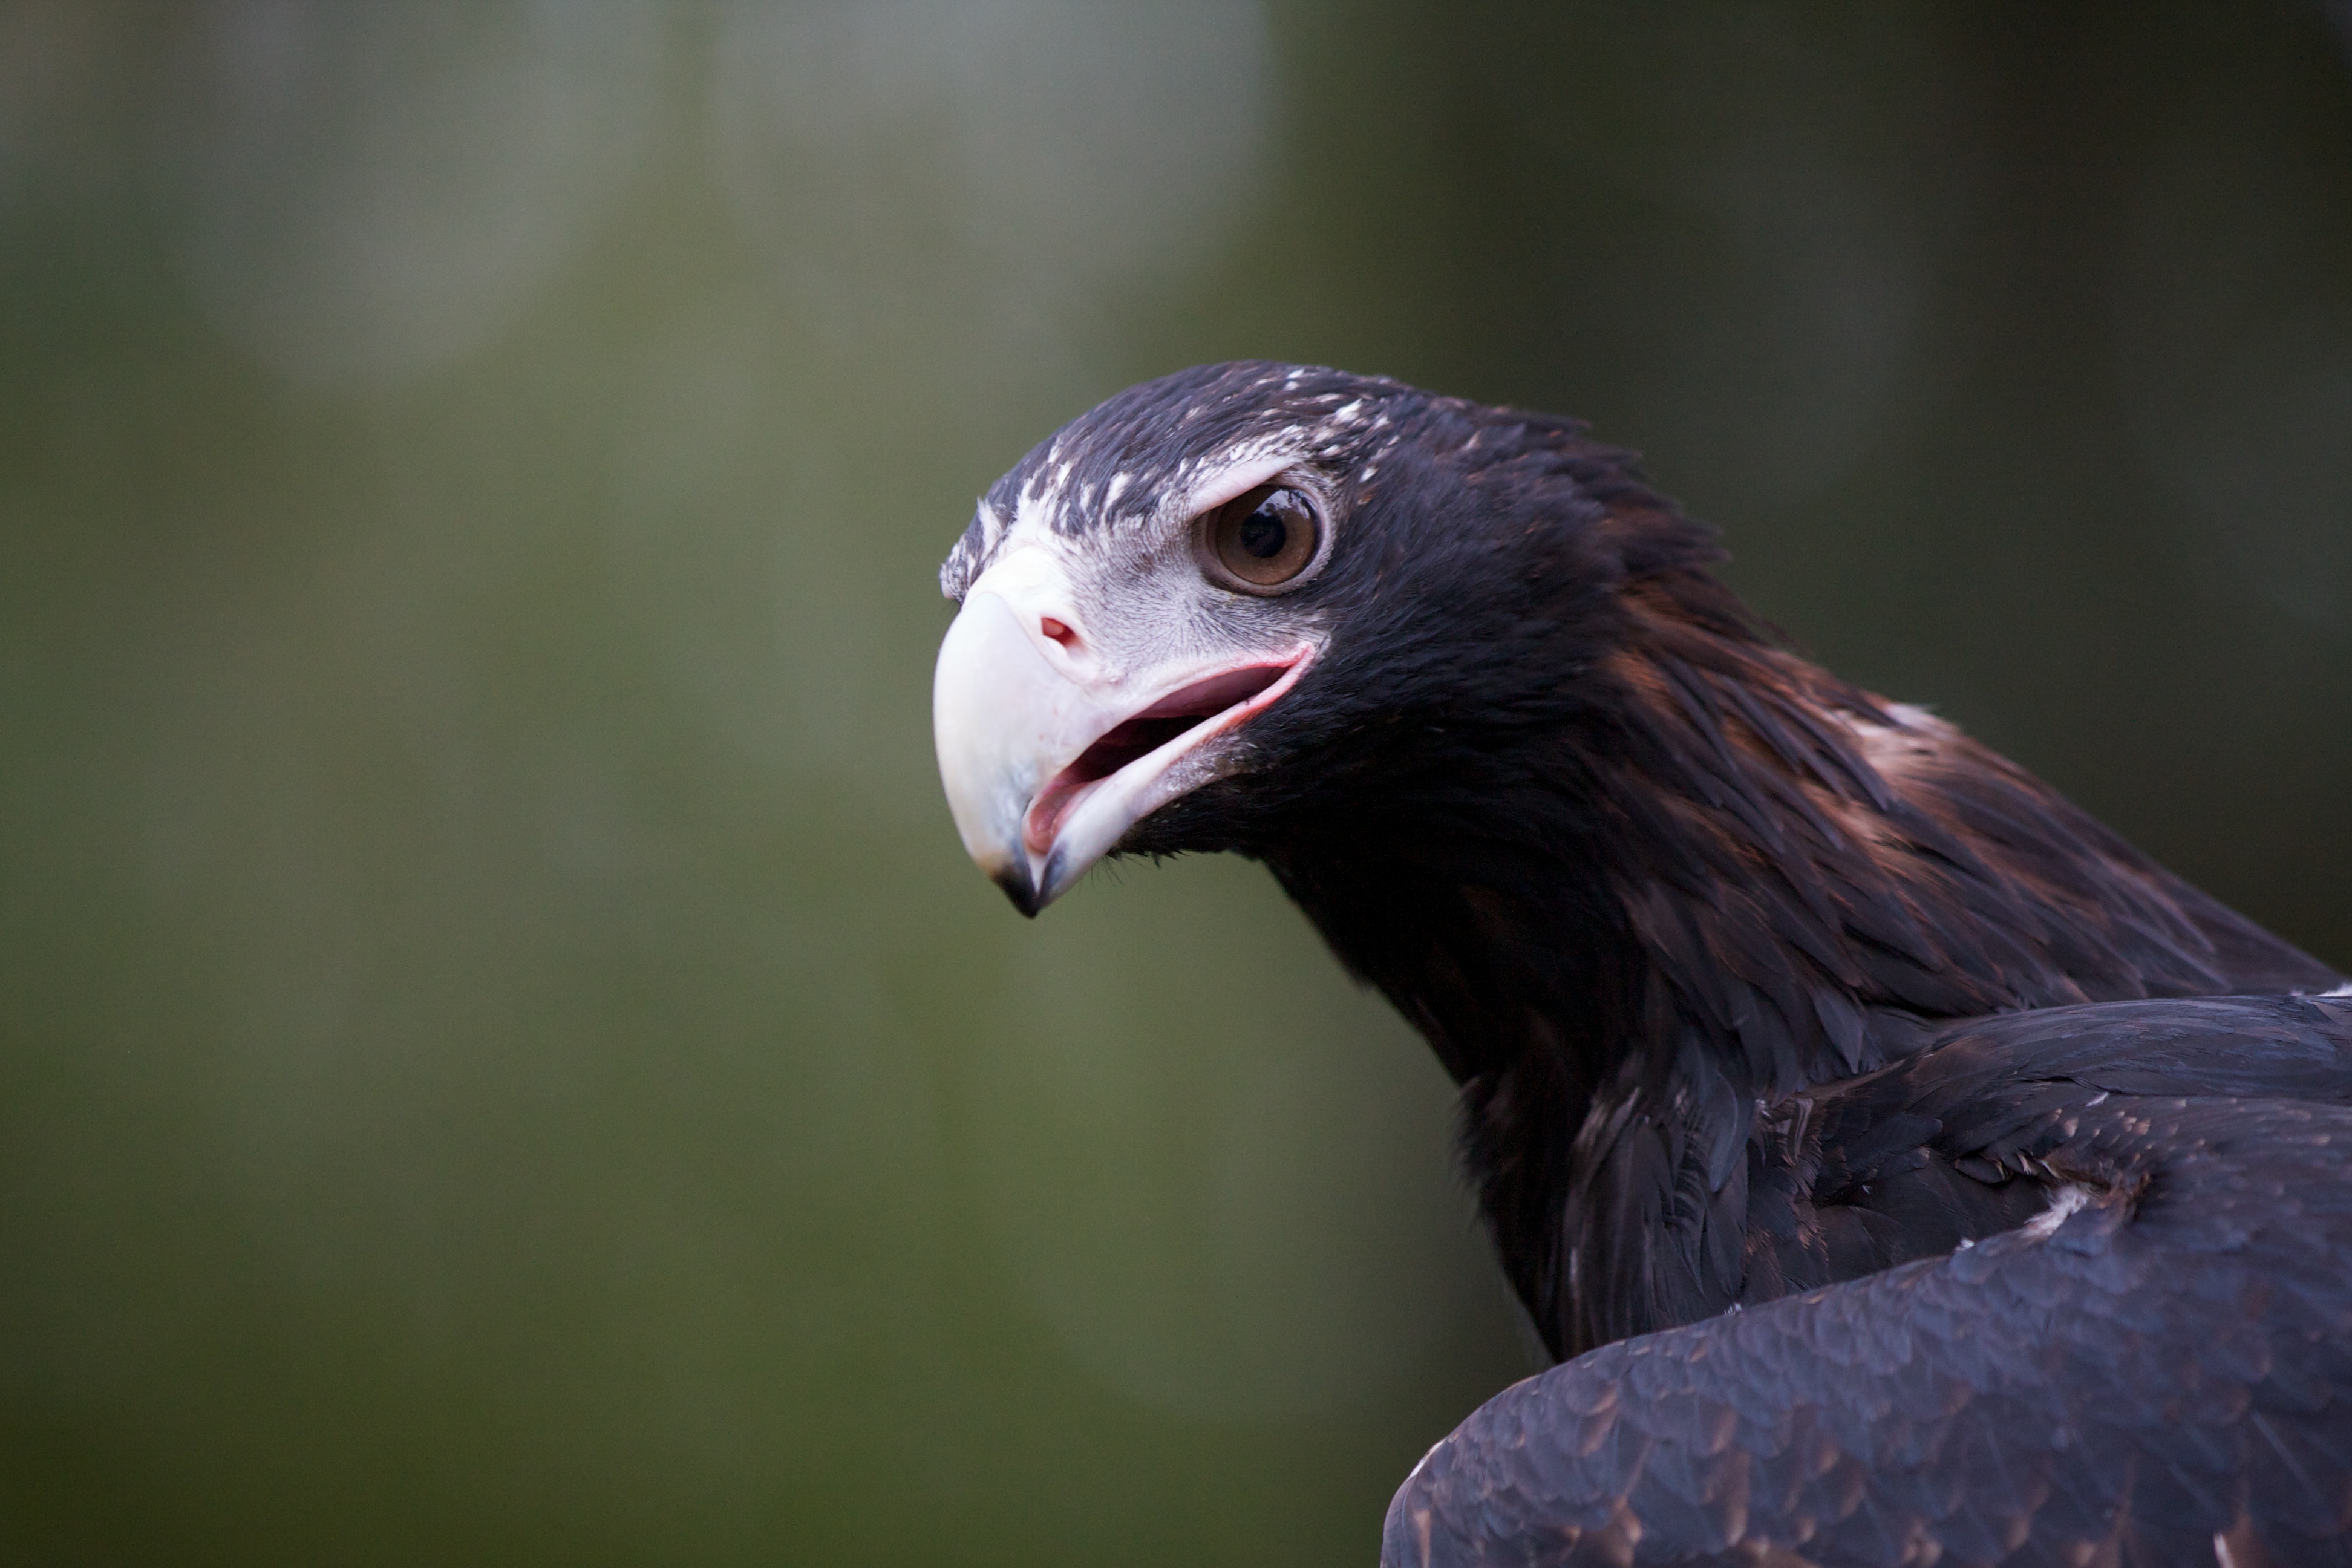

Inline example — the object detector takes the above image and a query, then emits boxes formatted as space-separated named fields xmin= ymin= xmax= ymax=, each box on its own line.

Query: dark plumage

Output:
xmin=930 ymin=362 xmax=2352 ymax=1566
xmin=1393 ymin=994 xmax=2352 ymax=1565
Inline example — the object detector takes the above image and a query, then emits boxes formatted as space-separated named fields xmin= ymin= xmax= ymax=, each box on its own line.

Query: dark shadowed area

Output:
xmin=1 ymin=4 xmax=2347 ymax=1564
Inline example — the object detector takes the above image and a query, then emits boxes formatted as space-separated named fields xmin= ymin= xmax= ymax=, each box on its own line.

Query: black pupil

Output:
xmin=1238 ymin=505 xmax=1287 ymax=558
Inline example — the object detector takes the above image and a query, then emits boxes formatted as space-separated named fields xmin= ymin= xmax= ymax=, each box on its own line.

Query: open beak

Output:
xmin=933 ymin=553 xmax=1311 ymax=916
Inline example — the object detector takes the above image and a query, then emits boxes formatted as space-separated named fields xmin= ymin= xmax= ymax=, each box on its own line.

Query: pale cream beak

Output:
xmin=932 ymin=551 xmax=1312 ymax=915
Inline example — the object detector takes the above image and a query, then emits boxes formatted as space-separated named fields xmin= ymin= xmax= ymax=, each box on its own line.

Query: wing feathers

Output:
xmin=1396 ymin=999 xmax=2352 ymax=1567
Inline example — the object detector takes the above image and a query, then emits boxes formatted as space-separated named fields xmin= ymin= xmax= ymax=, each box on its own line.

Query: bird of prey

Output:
xmin=929 ymin=362 xmax=2352 ymax=1566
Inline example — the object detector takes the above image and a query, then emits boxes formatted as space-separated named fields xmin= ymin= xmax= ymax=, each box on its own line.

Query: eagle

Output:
xmin=928 ymin=362 xmax=2352 ymax=1567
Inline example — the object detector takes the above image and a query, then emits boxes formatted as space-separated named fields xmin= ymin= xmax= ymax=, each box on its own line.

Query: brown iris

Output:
xmin=1206 ymin=485 xmax=1321 ymax=590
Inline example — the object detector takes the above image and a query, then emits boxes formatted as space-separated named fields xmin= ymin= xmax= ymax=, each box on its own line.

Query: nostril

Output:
xmin=1040 ymin=617 xmax=1076 ymax=647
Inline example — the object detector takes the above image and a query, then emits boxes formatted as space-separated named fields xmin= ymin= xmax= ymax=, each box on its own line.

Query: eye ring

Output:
xmin=1198 ymin=483 xmax=1328 ymax=595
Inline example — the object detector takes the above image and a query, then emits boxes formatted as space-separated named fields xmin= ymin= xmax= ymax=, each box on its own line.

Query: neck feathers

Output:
xmin=1281 ymin=566 xmax=2331 ymax=1103
xmin=1265 ymin=564 xmax=2337 ymax=1353
xmin=1587 ymin=572 xmax=2332 ymax=1097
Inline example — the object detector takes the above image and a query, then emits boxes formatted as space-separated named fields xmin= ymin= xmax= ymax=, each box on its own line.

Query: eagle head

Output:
xmin=932 ymin=360 xmax=1717 ymax=915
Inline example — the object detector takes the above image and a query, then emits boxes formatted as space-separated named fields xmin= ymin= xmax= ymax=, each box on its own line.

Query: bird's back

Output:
xmin=1390 ymin=992 xmax=2352 ymax=1567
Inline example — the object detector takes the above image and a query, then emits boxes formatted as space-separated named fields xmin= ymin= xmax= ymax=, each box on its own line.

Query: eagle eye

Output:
xmin=1204 ymin=485 xmax=1322 ymax=592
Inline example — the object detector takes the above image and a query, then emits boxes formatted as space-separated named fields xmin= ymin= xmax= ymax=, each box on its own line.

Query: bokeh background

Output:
xmin=3 ymin=4 xmax=2349 ymax=1563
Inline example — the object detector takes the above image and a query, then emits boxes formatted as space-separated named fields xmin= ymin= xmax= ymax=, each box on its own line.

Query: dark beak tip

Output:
xmin=992 ymin=870 xmax=1043 ymax=919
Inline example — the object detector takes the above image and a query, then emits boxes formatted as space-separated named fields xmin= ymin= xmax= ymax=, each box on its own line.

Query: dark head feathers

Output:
xmin=939 ymin=359 xmax=1719 ymax=600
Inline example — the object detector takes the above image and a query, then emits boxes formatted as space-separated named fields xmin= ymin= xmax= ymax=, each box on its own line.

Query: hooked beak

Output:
xmin=932 ymin=555 xmax=1312 ymax=916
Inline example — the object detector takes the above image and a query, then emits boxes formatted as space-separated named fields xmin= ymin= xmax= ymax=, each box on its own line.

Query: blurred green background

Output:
xmin=2 ymin=4 xmax=2348 ymax=1563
